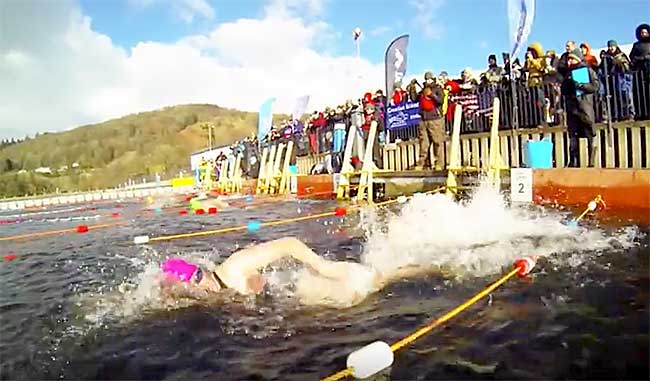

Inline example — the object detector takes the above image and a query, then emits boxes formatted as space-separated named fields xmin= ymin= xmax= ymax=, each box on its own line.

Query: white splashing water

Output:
xmin=361 ymin=184 xmax=637 ymax=280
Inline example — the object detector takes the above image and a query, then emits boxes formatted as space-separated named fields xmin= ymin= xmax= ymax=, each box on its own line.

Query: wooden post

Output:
xmin=446 ymin=105 xmax=463 ymax=197
xmin=357 ymin=120 xmax=378 ymax=203
xmin=279 ymin=140 xmax=294 ymax=194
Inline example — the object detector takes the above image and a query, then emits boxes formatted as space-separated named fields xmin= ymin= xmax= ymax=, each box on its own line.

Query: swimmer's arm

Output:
xmin=227 ymin=237 xmax=342 ymax=279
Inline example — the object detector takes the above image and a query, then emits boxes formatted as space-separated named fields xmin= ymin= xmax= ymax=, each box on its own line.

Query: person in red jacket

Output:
xmin=391 ymin=82 xmax=407 ymax=105
xmin=415 ymin=79 xmax=445 ymax=171
xmin=580 ymin=42 xmax=599 ymax=71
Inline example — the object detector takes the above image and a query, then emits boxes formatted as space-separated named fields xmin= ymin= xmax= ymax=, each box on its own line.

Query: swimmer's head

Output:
xmin=161 ymin=258 xmax=223 ymax=292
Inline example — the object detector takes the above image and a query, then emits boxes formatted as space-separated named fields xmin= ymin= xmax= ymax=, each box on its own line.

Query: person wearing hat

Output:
xmin=414 ymin=75 xmax=445 ymax=171
xmin=561 ymin=48 xmax=599 ymax=167
xmin=481 ymin=54 xmax=504 ymax=86
xmin=600 ymin=39 xmax=634 ymax=121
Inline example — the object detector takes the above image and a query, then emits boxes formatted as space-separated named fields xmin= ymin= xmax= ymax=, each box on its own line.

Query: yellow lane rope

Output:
xmin=321 ymin=267 xmax=522 ymax=381
xmin=146 ymin=187 xmax=446 ymax=243
xmin=0 ymin=221 xmax=125 ymax=242
xmin=573 ymin=195 xmax=606 ymax=223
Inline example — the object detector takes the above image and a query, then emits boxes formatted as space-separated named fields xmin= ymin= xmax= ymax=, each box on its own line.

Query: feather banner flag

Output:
xmin=384 ymin=34 xmax=409 ymax=101
xmin=257 ymin=97 xmax=276 ymax=141
xmin=508 ymin=0 xmax=535 ymax=59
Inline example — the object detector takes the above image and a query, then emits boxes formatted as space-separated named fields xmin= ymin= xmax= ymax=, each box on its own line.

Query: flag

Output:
xmin=385 ymin=34 xmax=409 ymax=101
xmin=291 ymin=95 xmax=310 ymax=120
xmin=257 ymin=97 xmax=276 ymax=141
xmin=508 ymin=0 xmax=535 ymax=59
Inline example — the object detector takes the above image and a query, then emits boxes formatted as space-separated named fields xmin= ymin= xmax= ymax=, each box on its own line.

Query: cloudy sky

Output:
xmin=0 ymin=0 xmax=646 ymax=139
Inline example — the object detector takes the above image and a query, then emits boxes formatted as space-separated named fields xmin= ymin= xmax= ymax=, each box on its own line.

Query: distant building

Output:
xmin=190 ymin=145 xmax=232 ymax=171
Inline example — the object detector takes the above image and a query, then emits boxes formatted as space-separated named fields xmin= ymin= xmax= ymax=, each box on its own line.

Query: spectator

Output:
xmin=630 ymin=23 xmax=650 ymax=120
xmin=580 ymin=42 xmax=599 ymax=70
xmin=414 ymin=82 xmax=445 ymax=171
xmin=600 ymin=40 xmax=634 ymax=121
xmin=630 ymin=23 xmax=650 ymax=74
xmin=458 ymin=68 xmax=478 ymax=91
xmin=557 ymin=40 xmax=576 ymax=79
xmin=391 ymin=82 xmax=407 ymax=105
xmin=561 ymin=49 xmax=599 ymax=167
xmin=406 ymin=78 xmax=421 ymax=102
xmin=423 ymin=71 xmax=436 ymax=90
xmin=481 ymin=54 xmax=504 ymax=87
xmin=373 ymin=90 xmax=386 ymax=118
xmin=544 ymin=49 xmax=563 ymax=124
xmin=524 ymin=42 xmax=546 ymax=87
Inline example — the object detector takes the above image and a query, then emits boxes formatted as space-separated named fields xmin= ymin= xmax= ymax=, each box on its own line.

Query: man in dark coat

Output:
xmin=630 ymin=23 xmax=650 ymax=74
xmin=630 ymin=24 xmax=650 ymax=119
xmin=561 ymin=49 xmax=600 ymax=167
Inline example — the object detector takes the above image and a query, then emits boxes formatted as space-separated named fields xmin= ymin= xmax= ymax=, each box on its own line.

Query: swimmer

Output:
xmin=161 ymin=237 xmax=430 ymax=307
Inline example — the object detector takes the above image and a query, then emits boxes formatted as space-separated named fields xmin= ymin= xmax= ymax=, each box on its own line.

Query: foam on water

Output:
xmin=361 ymin=184 xmax=638 ymax=280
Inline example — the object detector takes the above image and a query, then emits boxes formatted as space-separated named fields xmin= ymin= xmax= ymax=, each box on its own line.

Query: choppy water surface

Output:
xmin=0 ymin=188 xmax=648 ymax=380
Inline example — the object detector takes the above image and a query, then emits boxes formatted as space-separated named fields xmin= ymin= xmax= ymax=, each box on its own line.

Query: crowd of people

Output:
xmin=260 ymin=23 xmax=649 ymax=170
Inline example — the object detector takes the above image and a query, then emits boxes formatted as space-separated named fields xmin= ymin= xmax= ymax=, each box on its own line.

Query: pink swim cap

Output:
xmin=161 ymin=258 xmax=198 ymax=283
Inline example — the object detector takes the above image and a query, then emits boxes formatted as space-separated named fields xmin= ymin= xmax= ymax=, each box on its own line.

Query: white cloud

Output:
xmin=370 ymin=26 xmax=391 ymax=37
xmin=128 ymin=0 xmax=214 ymax=23
xmin=409 ymin=0 xmax=445 ymax=39
xmin=265 ymin=0 xmax=329 ymax=18
xmin=0 ymin=1 xmax=382 ymax=139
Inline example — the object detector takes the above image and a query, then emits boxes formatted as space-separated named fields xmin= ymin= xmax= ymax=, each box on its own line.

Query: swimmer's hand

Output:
xmin=247 ymin=274 xmax=266 ymax=294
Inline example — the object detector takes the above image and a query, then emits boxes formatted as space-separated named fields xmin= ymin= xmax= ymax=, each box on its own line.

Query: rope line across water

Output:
xmin=144 ymin=187 xmax=446 ymax=243
xmin=320 ymin=267 xmax=522 ymax=381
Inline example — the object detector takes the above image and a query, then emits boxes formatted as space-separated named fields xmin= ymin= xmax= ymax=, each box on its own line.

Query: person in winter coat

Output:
xmin=481 ymin=54 xmax=504 ymax=87
xmin=524 ymin=42 xmax=546 ymax=87
xmin=600 ymin=40 xmax=635 ymax=121
xmin=415 ymin=82 xmax=445 ymax=171
xmin=630 ymin=23 xmax=650 ymax=119
xmin=580 ymin=42 xmax=599 ymax=71
xmin=557 ymin=40 xmax=576 ymax=81
xmin=561 ymin=49 xmax=599 ymax=167
xmin=391 ymin=82 xmax=408 ymax=105
xmin=630 ymin=23 xmax=650 ymax=74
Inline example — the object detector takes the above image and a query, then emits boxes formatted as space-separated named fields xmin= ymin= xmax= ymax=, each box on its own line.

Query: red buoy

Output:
xmin=4 ymin=254 xmax=17 ymax=262
xmin=76 ymin=225 xmax=89 ymax=233
xmin=179 ymin=210 xmax=188 ymax=215
xmin=111 ymin=212 xmax=120 ymax=218
xmin=208 ymin=207 xmax=217 ymax=214
xmin=195 ymin=209 xmax=205 ymax=215
xmin=514 ymin=256 xmax=537 ymax=277
xmin=334 ymin=207 xmax=347 ymax=216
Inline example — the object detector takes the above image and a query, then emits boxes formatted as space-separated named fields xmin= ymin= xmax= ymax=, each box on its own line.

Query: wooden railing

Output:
xmin=294 ymin=121 xmax=649 ymax=174
xmin=382 ymin=121 xmax=649 ymax=171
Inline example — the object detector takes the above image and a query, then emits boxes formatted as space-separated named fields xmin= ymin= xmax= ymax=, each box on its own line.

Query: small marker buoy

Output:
xmin=588 ymin=200 xmax=598 ymax=211
xmin=76 ymin=225 xmax=89 ymax=233
xmin=514 ymin=256 xmax=537 ymax=277
xmin=245 ymin=195 xmax=254 ymax=203
xmin=195 ymin=209 xmax=205 ymax=215
xmin=334 ymin=207 xmax=347 ymax=216
xmin=133 ymin=235 xmax=150 ymax=244
xmin=208 ymin=207 xmax=217 ymax=214
xmin=247 ymin=220 xmax=261 ymax=232
xmin=154 ymin=208 xmax=162 ymax=214
xmin=179 ymin=210 xmax=188 ymax=215
xmin=4 ymin=254 xmax=17 ymax=262
xmin=184 ymin=196 xmax=192 ymax=202
xmin=347 ymin=341 xmax=394 ymax=379
xmin=111 ymin=212 xmax=120 ymax=218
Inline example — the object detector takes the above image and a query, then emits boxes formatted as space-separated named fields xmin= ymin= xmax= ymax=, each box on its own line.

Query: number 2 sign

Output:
xmin=510 ymin=168 xmax=533 ymax=203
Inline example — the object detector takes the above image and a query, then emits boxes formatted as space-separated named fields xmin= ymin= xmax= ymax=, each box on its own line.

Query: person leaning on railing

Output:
xmin=561 ymin=49 xmax=600 ymax=167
